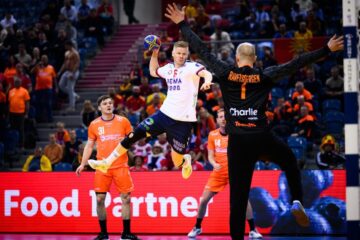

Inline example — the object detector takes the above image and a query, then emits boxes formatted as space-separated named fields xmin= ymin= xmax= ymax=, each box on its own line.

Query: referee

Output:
xmin=165 ymin=3 xmax=344 ymax=240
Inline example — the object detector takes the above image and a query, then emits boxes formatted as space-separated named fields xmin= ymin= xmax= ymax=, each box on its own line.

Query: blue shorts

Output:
xmin=139 ymin=111 xmax=193 ymax=154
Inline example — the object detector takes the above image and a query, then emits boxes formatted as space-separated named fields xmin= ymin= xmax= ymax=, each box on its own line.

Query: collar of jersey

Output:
xmin=101 ymin=114 xmax=115 ymax=122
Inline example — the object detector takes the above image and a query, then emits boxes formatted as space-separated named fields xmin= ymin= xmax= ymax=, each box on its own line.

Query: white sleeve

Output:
xmin=193 ymin=62 xmax=205 ymax=76
xmin=156 ymin=64 xmax=168 ymax=79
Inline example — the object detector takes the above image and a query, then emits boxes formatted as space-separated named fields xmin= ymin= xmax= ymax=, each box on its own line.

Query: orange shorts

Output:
xmin=94 ymin=167 xmax=134 ymax=193
xmin=204 ymin=171 xmax=228 ymax=193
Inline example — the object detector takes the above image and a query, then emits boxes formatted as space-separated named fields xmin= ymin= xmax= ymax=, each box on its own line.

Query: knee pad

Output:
xmin=121 ymin=126 xmax=147 ymax=149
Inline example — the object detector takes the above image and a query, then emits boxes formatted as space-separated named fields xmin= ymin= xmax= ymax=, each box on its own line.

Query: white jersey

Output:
xmin=156 ymin=61 xmax=205 ymax=122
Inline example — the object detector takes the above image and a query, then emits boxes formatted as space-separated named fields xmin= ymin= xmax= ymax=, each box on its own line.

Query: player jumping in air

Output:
xmin=88 ymin=41 xmax=213 ymax=179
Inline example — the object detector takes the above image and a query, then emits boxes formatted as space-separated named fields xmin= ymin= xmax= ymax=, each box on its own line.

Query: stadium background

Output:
xmin=0 ymin=0 xmax=358 ymax=239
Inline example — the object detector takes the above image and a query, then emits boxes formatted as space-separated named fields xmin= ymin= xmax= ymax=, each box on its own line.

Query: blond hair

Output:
xmin=173 ymin=41 xmax=189 ymax=49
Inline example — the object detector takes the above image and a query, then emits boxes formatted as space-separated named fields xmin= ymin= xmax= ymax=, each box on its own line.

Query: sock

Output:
xmin=195 ymin=218 xmax=203 ymax=229
xmin=123 ymin=219 xmax=130 ymax=234
xmin=247 ymin=218 xmax=255 ymax=231
xmin=99 ymin=220 xmax=107 ymax=234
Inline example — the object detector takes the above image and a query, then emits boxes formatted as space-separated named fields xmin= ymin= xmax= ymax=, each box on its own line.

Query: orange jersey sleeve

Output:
xmin=88 ymin=115 xmax=132 ymax=168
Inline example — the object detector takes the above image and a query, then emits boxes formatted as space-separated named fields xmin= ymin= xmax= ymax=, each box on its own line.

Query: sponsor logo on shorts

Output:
xmin=172 ymin=139 xmax=185 ymax=152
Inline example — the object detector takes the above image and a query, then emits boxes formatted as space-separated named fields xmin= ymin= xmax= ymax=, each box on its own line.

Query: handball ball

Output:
xmin=144 ymin=35 xmax=161 ymax=51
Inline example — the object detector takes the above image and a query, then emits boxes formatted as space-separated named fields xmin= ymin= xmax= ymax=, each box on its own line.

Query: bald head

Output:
xmin=236 ymin=42 xmax=256 ymax=66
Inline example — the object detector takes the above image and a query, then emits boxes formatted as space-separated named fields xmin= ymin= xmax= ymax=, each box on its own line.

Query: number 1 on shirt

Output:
xmin=241 ymin=82 xmax=247 ymax=100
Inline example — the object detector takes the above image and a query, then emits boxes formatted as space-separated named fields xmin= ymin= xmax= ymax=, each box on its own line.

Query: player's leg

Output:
xmin=228 ymin=134 xmax=258 ymax=240
xmin=264 ymin=132 xmax=309 ymax=227
xmin=88 ymin=112 xmax=164 ymax=172
xmin=93 ymin=173 xmax=112 ymax=240
xmin=120 ymin=193 xmax=139 ymax=240
xmin=188 ymin=190 xmax=217 ymax=237
xmin=94 ymin=193 xmax=109 ymax=240
xmin=113 ymin=168 xmax=139 ymax=240
xmin=246 ymin=201 xmax=262 ymax=239
xmin=166 ymin=120 xmax=193 ymax=179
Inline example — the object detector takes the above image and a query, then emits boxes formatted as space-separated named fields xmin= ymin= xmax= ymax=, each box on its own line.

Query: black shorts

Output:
xmin=139 ymin=110 xmax=193 ymax=154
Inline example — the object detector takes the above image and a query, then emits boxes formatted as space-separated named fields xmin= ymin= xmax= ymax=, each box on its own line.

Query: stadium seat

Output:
xmin=322 ymin=99 xmax=342 ymax=114
xmin=285 ymin=88 xmax=295 ymax=101
xmin=271 ymin=87 xmax=284 ymax=108
xmin=324 ymin=111 xmax=344 ymax=135
xmin=53 ymin=162 xmax=73 ymax=171
xmin=287 ymin=136 xmax=307 ymax=161
xmin=75 ymin=128 xmax=88 ymax=142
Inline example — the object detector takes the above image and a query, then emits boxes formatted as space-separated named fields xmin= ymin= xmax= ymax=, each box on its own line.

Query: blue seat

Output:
xmin=271 ymin=87 xmax=284 ymax=99
xmin=75 ymin=128 xmax=88 ymax=142
xmin=285 ymin=88 xmax=295 ymax=101
xmin=271 ymin=87 xmax=284 ymax=108
xmin=54 ymin=162 xmax=73 ymax=171
xmin=287 ymin=136 xmax=307 ymax=160
xmin=324 ymin=111 xmax=344 ymax=135
xmin=322 ymin=99 xmax=341 ymax=114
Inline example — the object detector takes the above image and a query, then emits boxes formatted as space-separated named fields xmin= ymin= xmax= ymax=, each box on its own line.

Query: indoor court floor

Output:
xmin=0 ymin=234 xmax=347 ymax=240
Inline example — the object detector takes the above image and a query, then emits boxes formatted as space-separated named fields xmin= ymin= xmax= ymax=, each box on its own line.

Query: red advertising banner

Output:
xmin=0 ymin=171 xmax=345 ymax=234
xmin=273 ymin=37 xmax=328 ymax=63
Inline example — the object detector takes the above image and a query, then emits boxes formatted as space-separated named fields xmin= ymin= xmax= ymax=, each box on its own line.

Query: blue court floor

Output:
xmin=0 ymin=234 xmax=347 ymax=240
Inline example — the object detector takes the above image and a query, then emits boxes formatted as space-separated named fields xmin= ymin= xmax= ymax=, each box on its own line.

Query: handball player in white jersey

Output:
xmin=88 ymin=40 xmax=213 ymax=179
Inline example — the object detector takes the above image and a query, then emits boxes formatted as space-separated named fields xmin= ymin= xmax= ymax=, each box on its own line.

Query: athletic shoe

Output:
xmin=94 ymin=232 xmax=109 ymax=240
xmin=187 ymin=227 xmax=202 ymax=238
xmin=120 ymin=232 xmax=140 ymax=240
xmin=291 ymin=200 xmax=310 ymax=227
xmin=88 ymin=159 xmax=109 ymax=173
xmin=249 ymin=229 xmax=263 ymax=239
xmin=182 ymin=154 xmax=193 ymax=179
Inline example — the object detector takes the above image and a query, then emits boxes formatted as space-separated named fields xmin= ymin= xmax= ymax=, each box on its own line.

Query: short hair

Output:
xmin=173 ymin=41 xmax=189 ymax=49
xmin=97 ymin=95 xmax=112 ymax=106
xmin=217 ymin=108 xmax=225 ymax=114
xmin=236 ymin=42 xmax=256 ymax=58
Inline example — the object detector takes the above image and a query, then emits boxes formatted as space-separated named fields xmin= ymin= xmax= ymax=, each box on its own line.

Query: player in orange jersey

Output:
xmin=188 ymin=109 xmax=262 ymax=239
xmin=75 ymin=95 xmax=139 ymax=240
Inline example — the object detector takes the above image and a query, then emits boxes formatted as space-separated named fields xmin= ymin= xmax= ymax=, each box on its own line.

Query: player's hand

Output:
xmin=213 ymin=163 xmax=221 ymax=171
xmin=152 ymin=47 xmax=160 ymax=55
xmin=165 ymin=3 xmax=185 ymax=24
xmin=327 ymin=35 xmax=344 ymax=52
xmin=200 ymin=82 xmax=213 ymax=91
xmin=76 ymin=164 xmax=85 ymax=176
